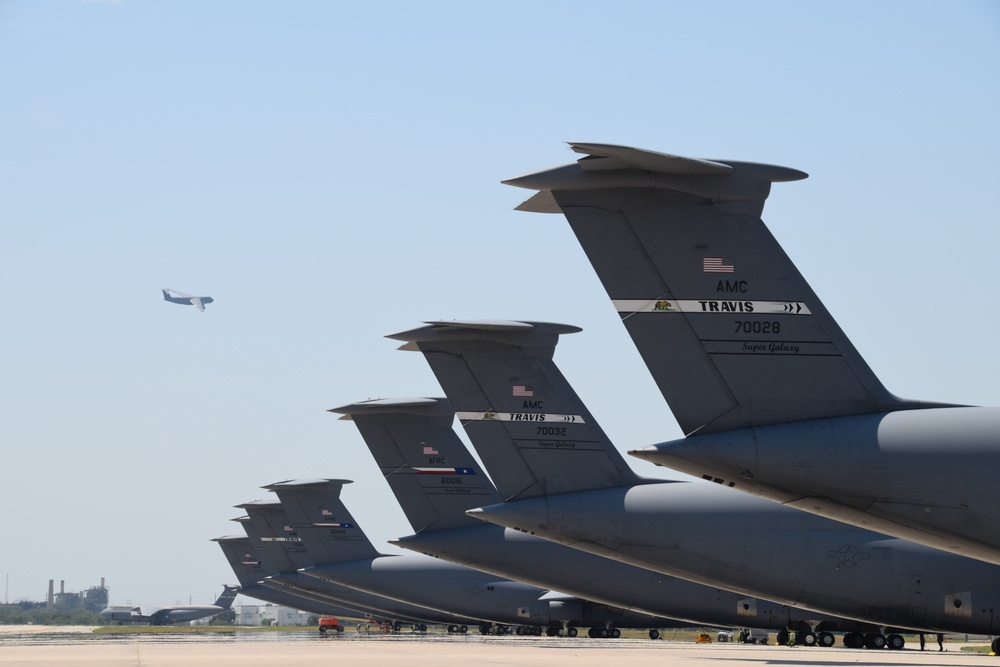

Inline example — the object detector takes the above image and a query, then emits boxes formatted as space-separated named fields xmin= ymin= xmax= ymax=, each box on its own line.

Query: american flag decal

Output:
xmin=513 ymin=385 xmax=533 ymax=397
xmin=703 ymin=257 xmax=735 ymax=273
xmin=422 ymin=445 xmax=439 ymax=455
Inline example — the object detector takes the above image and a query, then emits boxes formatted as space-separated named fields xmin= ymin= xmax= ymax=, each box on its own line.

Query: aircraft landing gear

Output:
xmin=649 ymin=629 xmax=660 ymax=640
xmin=863 ymin=633 xmax=887 ymax=649
xmin=887 ymin=634 xmax=905 ymax=650
xmin=817 ymin=631 xmax=835 ymax=647
xmin=567 ymin=626 xmax=578 ymax=637
xmin=797 ymin=631 xmax=817 ymax=646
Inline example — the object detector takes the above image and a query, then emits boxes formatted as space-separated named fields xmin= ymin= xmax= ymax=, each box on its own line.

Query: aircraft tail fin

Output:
xmin=213 ymin=536 xmax=265 ymax=588
xmin=214 ymin=585 xmax=239 ymax=609
xmin=504 ymin=142 xmax=939 ymax=435
xmin=387 ymin=320 xmax=647 ymax=501
xmin=264 ymin=479 xmax=382 ymax=565
xmin=330 ymin=397 xmax=503 ymax=533
xmin=236 ymin=501 xmax=313 ymax=573
xmin=161 ymin=289 xmax=171 ymax=300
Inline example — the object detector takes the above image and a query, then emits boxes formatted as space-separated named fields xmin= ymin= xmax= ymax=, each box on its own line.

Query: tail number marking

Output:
xmin=734 ymin=321 xmax=780 ymax=334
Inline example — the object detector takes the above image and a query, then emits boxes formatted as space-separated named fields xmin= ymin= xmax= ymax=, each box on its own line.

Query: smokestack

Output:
xmin=47 ymin=580 xmax=54 ymax=609
xmin=60 ymin=580 xmax=65 ymax=594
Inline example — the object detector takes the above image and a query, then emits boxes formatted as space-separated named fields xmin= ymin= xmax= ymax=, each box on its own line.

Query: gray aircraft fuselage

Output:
xmin=386 ymin=318 xmax=999 ymax=639
xmin=501 ymin=143 xmax=1000 ymax=570
xmin=471 ymin=480 xmax=1000 ymax=635
xmin=163 ymin=295 xmax=214 ymax=306
xmin=215 ymin=536 xmax=368 ymax=618
xmin=394 ymin=523 xmax=874 ymax=634
xmin=237 ymin=508 xmax=473 ymax=627
xmin=271 ymin=478 xmax=666 ymax=632
xmin=302 ymin=551 xmax=657 ymax=630
xmin=100 ymin=604 xmax=227 ymax=625
xmin=633 ymin=407 xmax=1000 ymax=567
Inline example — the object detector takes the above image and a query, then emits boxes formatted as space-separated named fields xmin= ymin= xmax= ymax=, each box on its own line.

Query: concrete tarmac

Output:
xmin=0 ymin=628 xmax=992 ymax=666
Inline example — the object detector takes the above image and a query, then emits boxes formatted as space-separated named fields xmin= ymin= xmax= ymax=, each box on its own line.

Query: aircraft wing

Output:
xmin=191 ymin=297 xmax=204 ymax=312
xmin=166 ymin=288 xmax=195 ymax=298
xmin=137 ymin=604 xmax=164 ymax=618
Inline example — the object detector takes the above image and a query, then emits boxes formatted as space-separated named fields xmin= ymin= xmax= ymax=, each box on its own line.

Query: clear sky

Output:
xmin=1 ymin=1 xmax=998 ymax=607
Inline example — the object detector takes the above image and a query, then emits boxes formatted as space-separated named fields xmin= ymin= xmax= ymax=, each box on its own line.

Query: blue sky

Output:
xmin=1 ymin=1 xmax=998 ymax=606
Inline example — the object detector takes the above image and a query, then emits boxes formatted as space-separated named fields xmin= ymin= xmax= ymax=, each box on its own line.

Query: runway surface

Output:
xmin=0 ymin=627 xmax=991 ymax=666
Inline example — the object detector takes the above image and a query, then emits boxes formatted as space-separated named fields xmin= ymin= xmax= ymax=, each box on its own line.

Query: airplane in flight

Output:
xmin=161 ymin=288 xmax=214 ymax=312
xmin=389 ymin=318 xmax=1000 ymax=650
xmin=502 ymin=143 xmax=1000 ymax=567
xmin=269 ymin=478 xmax=669 ymax=637
xmin=100 ymin=585 xmax=237 ymax=625
xmin=333 ymin=395 xmax=886 ymax=644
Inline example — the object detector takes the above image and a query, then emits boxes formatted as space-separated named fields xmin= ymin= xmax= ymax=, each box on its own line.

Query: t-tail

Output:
xmin=504 ymin=143 xmax=950 ymax=436
xmin=264 ymin=479 xmax=382 ymax=565
xmin=330 ymin=398 xmax=503 ymax=533
xmin=213 ymin=585 xmax=239 ymax=610
xmin=387 ymin=320 xmax=658 ymax=501
xmin=214 ymin=536 xmax=265 ymax=587
xmin=236 ymin=501 xmax=313 ymax=573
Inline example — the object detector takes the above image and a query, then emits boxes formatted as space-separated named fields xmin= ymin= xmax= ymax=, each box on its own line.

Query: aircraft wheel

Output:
xmin=448 ymin=624 xmax=457 ymax=633
xmin=864 ymin=633 xmax=886 ymax=649
xmin=887 ymin=634 xmax=905 ymax=650
xmin=319 ymin=626 xmax=327 ymax=633
xmin=496 ymin=625 xmax=507 ymax=636
xmin=799 ymin=631 xmax=817 ymax=646
xmin=392 ymin=622 xmax=401 ymax=633
xmin=818 ymin=632 xmax=835 ymax=647
xmin=649 ymin=629 xmax=660 ymax=640
xmin=568 ymin=627 xmax=578 ymax=637
xmin=460 ymin=625 xmax=468 ymax=634
xmin=599 ymin=627 xmax=610 ymax=639
xmin=479 ymin=623 xmax=490 ymax=635
xmin=610 ymin=628 xmax=621 ymax=639
xmin=545 ymin=626 xmax=557 ymax=637
xmin=991 ymin=637 xmax=1000 ymax=653
xmin=776 ymin=630 xmax=790 ymax=646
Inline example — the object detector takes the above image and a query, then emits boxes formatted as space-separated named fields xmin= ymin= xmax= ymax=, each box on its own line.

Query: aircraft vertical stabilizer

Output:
xmin=265 ymin=479 xmax=381 ymax=565
xmin=503 ymin=143 xmax=938 ymax=435
xmin=330 ymin=398 xmax=502 ymax=532
xmin=237 ymin=501 xmax=312 ymax=573
xmin=387 ymin=320 xmax=653 ymax=501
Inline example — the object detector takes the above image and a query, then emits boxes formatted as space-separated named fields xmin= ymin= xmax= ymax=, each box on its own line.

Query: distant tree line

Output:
xmin=0 ymin=601 xmax=103 ymax=625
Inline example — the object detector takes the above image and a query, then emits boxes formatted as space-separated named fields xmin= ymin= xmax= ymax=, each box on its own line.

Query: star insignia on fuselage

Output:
xmin=827 ymin=544 xmax=872 ymax=567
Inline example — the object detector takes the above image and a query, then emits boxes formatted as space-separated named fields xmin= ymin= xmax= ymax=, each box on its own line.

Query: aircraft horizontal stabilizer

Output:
xmin=504 ymin=143 xmax=933 ymax=434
